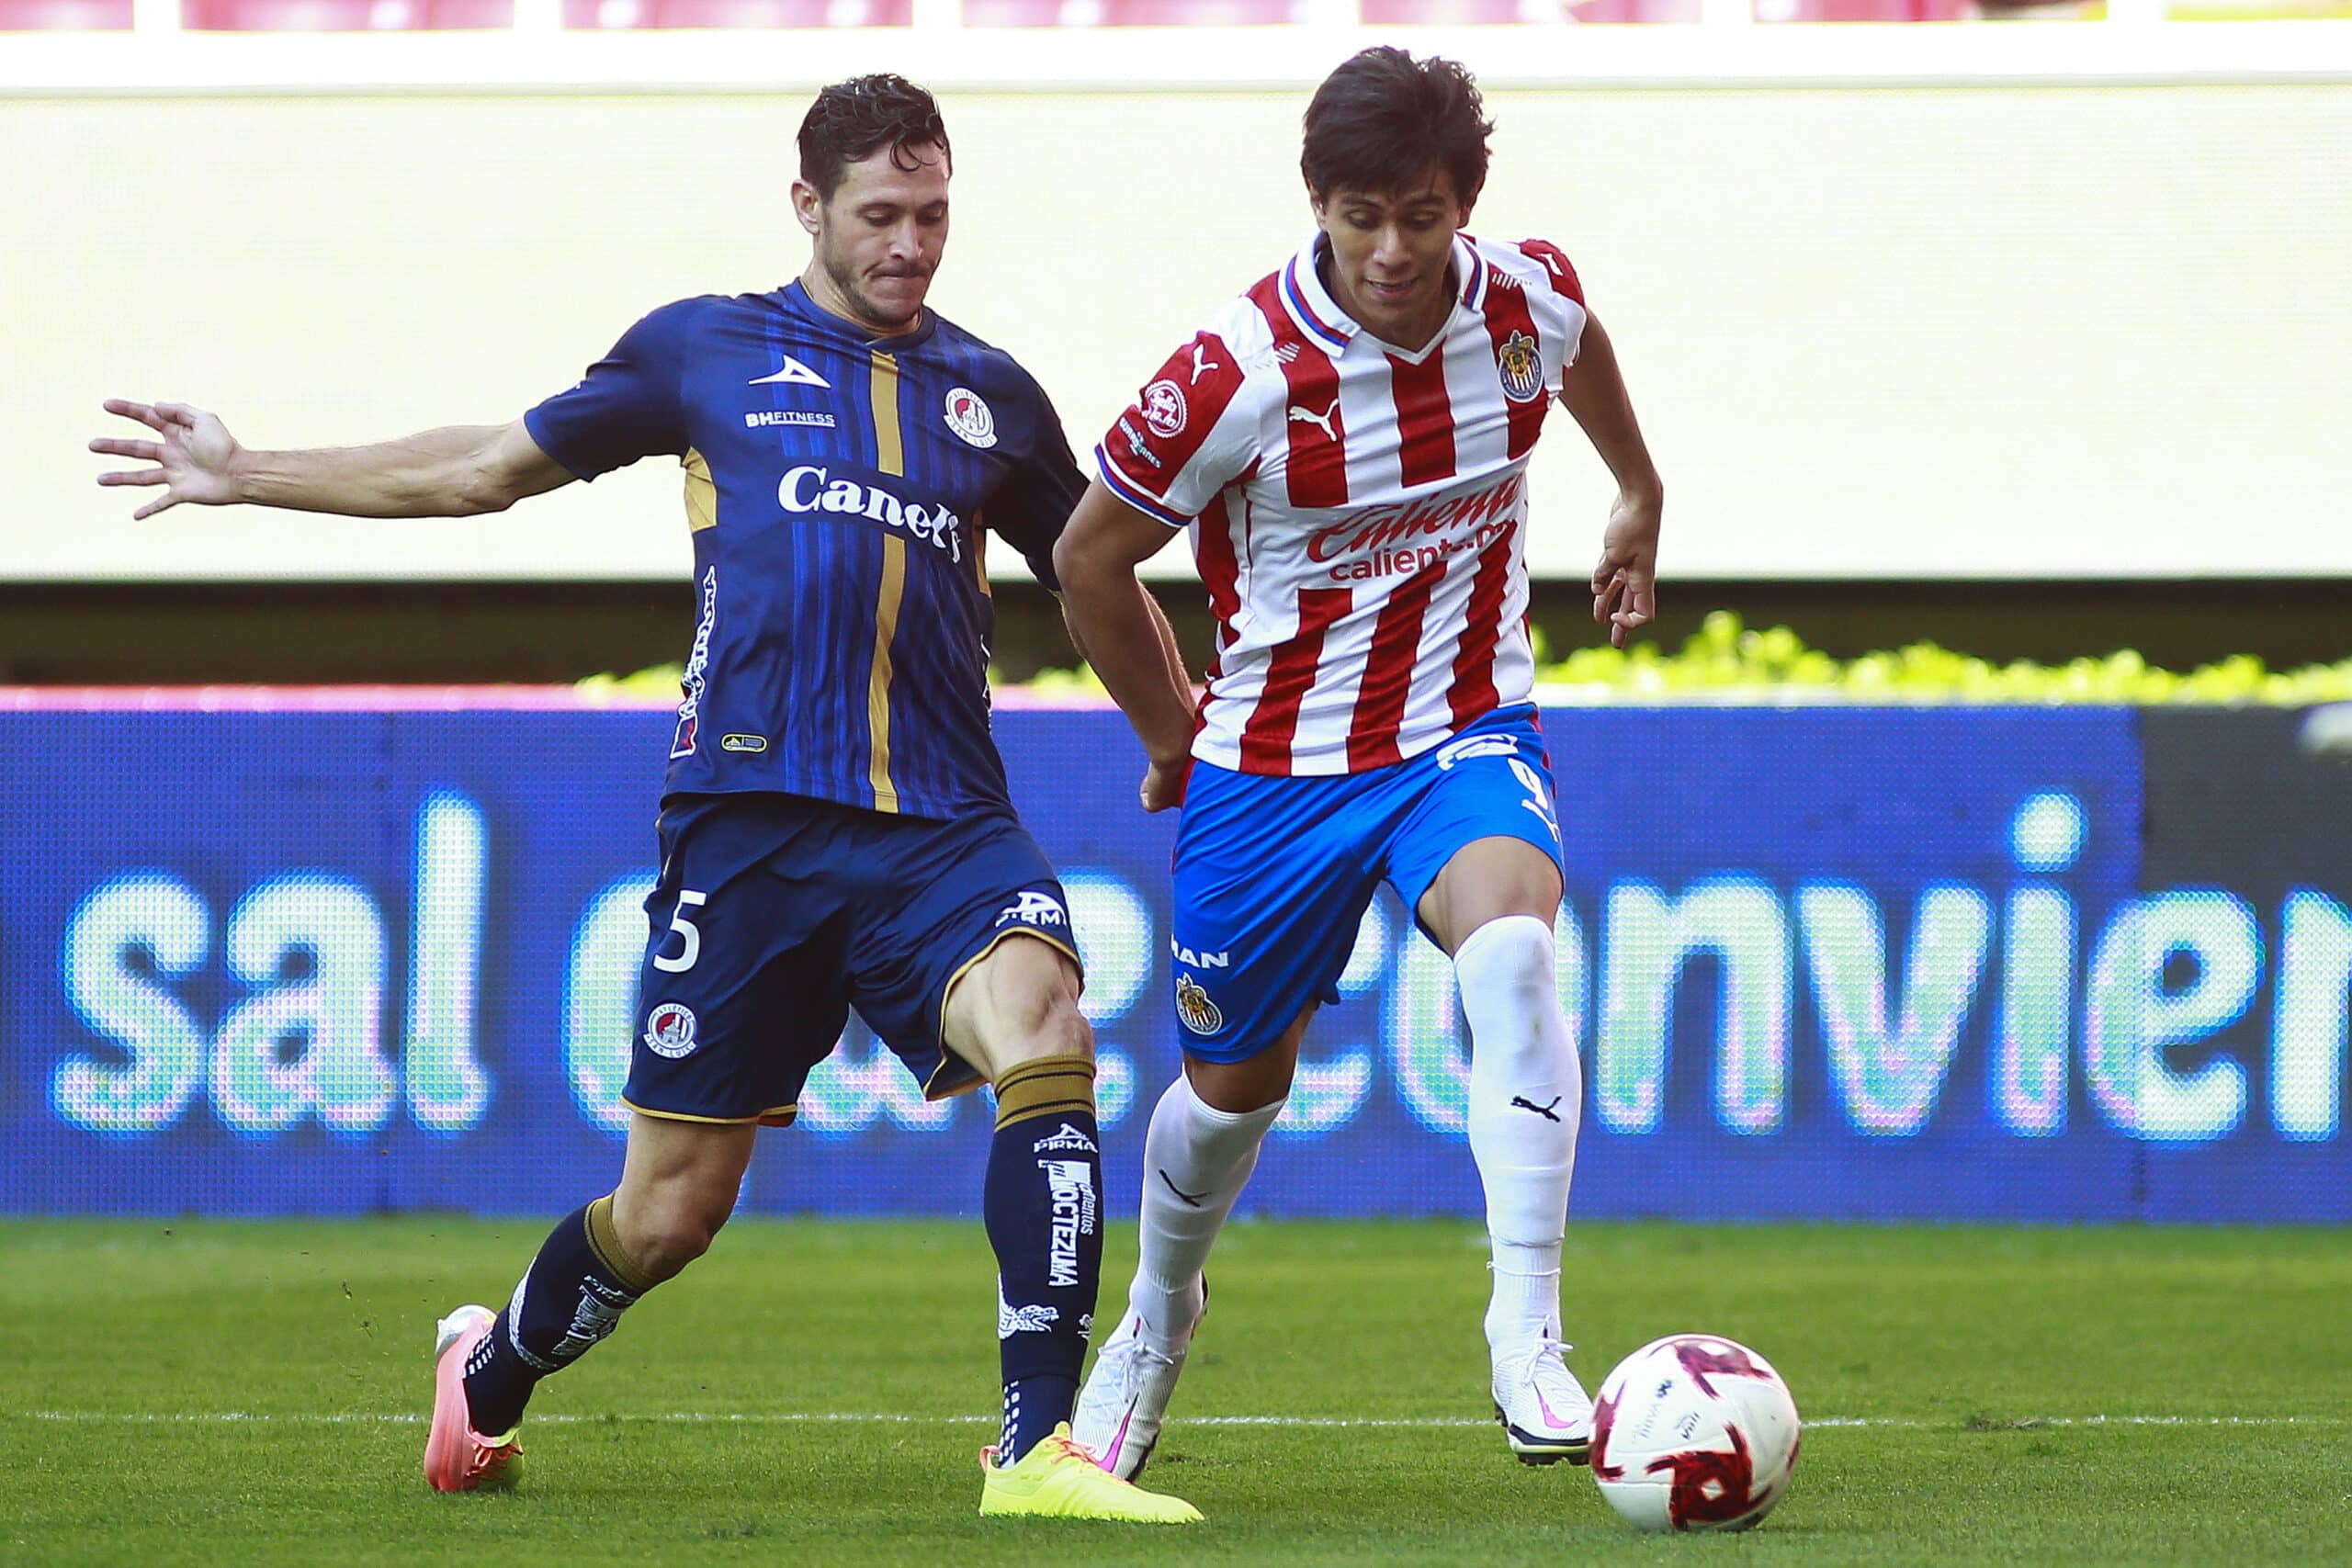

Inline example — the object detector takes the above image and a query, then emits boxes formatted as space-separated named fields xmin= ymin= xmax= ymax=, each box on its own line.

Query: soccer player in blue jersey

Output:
xmin=88 ymin=74 xmax=1198 ymax=1524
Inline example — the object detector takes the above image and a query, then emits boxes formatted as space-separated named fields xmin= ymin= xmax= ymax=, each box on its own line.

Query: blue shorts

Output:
xmin=626 ymin=792 xmax=1080 ymax=1125
xmin=1167 ymin=705 xmax=1563 ymax=1061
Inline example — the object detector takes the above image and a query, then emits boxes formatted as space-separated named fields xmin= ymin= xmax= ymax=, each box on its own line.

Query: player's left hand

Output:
xmin=91 ymin=399 xmax=245 ymax=519
xmin=1140 ymin=753 xmax=1191 ymax=814
xmin=1590 ymin=488 xmax=1661 ymax=649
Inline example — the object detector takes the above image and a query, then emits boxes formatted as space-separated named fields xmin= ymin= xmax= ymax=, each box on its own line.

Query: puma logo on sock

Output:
xmin=1510 ymin=1095 xmax=1564 ymax=1122
xmin=1157 ymin=1169 xmax=1210 ymax=1208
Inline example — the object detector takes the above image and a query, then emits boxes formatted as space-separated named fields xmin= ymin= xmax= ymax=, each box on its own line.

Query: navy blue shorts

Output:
xmin=1167 ymin=705 xmax=1563 ymax=1061
xmin=625 ymin=792 xmax=1080 ymax=1126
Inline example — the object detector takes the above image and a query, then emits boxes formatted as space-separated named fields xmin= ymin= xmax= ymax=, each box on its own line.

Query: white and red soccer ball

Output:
xmin=1589 ymin=1334 xmax=1801 ymax=1533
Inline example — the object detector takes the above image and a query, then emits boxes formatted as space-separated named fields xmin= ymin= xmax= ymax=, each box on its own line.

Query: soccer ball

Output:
xmin=1589 ymin=1334 xmax=1801 ymax=1533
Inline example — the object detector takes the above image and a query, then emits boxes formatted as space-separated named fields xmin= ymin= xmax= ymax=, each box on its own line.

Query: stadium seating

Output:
xmin=1757 ymin=0 xmax=1972 ymax=17
xmin=963 ymin=0 xmax=1303 ymax=24
xmin=182 ymin=0 xmax=513 ymax=26
xmin=566 ymin=0 xmax=909 ymax=24
xmin=1361 ymin=0 xmax=1702 ymax=18
xmin=0 ymin=0 xmax=133 ymax=26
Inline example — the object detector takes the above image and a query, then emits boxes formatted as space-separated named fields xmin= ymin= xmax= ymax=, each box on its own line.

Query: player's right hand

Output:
xmin=1140 ymin=753 xmax=1191 ymax=814
xmin=91 ymin=400 xmax=244 ymax=519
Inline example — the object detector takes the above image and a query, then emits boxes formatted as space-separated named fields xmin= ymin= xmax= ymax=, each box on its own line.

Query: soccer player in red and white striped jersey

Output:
xmin=1059 ymin=47 xmax=1664 ymax=1479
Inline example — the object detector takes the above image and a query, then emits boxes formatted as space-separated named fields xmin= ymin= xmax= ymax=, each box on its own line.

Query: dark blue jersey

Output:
xmin=525 ymin=284 xmax=1082 ymax=819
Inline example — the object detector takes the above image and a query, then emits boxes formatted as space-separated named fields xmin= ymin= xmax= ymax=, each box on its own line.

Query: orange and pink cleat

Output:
xmin=424 ymin=1304 xmax=526 ymax=1493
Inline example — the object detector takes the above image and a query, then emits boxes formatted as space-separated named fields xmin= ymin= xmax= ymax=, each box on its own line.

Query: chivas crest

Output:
xmin=1497 ymin=329 xmax=1544 ymax=403
xmin=1174 ymin=972 xmax=1224 ymax=1036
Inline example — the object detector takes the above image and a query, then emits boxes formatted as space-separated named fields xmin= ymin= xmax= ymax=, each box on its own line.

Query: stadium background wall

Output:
xmin=6 ymin=701 xmax=2346 ymax=1224
xmin=6 ymin=80 xmax=2350 ymax=585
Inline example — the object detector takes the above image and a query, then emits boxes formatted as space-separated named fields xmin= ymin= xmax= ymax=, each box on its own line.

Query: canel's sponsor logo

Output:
xmin=778 ymin=466 xmax=962 ymax=562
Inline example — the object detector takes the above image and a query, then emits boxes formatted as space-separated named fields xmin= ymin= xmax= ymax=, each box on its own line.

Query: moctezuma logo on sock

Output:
xmin=1037 ymin=1158 xmax=1097 ymax=1289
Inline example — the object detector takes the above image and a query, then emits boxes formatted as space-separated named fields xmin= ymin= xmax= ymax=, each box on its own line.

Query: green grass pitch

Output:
xmin=5 ymin=1217 xmax=2347 ymax=1565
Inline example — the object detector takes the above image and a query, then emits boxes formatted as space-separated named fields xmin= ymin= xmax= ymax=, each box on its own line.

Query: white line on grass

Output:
xmin=19 ymin=1411 xmax=2350 ymax=1429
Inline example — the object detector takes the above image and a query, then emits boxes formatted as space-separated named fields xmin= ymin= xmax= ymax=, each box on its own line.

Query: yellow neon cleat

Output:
xmin=978 ymin=1423 xmax=1203 ymax=1523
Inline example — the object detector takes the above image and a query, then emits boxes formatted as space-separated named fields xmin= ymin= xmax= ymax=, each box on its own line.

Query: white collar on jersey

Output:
xmin=1279 ymin=231 xmax=1491 ymax=356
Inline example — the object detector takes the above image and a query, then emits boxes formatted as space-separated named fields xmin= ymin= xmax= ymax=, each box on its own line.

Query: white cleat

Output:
xmin=1071 ymin=1278 xmax=1205 ymax=1482
xmin=1491 ymin=1335 xmax=1593 ymax=1466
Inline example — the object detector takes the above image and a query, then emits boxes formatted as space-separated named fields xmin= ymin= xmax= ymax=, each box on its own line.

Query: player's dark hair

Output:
xmin=1300 ymin=48 xmax=1492 ymax=207
xmin=797 ymin=74 xmax=953 ymax=201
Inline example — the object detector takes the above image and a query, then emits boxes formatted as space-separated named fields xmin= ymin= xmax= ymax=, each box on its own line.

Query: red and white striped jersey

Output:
xmin=1095 ymin=231 xmax=1588 ymax=776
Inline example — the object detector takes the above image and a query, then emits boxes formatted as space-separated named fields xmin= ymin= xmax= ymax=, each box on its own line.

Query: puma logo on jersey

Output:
xmin=749 ymin=355 xmax=831 ymax=389
xmin=1288 ymin=398 xmax=1340 ymax=441
xmin=1189 ymin=342 xmax=1223 ymax=383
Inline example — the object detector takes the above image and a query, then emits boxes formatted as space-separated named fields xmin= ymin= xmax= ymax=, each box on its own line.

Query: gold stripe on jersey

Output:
xmin=683 ymin=448 xmax=717 ymax=533
xmin=869 ymin=352 xmax=903 ymax=477
xmin=866 ymin=533 xmax=908 ymax=813
xmin=620 ymin=1095 xmax=797 ymax=1129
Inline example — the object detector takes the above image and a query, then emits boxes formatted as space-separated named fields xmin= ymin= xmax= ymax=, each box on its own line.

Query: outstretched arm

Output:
xmin=1558 ymin=311 xmax=1663 ymax=649
xmin=91 ymin=400 xmax=574 ymax=520
xmin=1053 ymin=481 xmax=1198 ymax=813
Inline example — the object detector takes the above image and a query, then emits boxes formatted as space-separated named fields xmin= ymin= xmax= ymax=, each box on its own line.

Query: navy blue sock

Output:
xmin=462 ymin=1195 xmax=654 ymax=1435
xmin=985 ymin=1055 xmax=1103 ymax=1463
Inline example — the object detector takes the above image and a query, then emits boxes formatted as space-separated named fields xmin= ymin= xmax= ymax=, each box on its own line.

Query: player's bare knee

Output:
xmin=1185 ymin=1051 xmax=1293 ymax=1114
xmin=983 ymin=979 xmax=1092 ymax=1074
xmin=953 ymin=933 xmax=1092 ymax=1077
xmin=611 ymin=1175 xmax=739 ymax=1283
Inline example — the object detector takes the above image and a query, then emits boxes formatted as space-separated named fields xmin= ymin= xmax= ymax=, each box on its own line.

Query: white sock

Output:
xmin=1455 ymin=914 xmax=1582 ymax=1355
xmin=1128 ymin=1073 xmax=1283 ymax=1353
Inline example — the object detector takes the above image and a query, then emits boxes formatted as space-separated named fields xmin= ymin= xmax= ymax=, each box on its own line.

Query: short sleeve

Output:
xmin=1093 ymin=331 xmax=1260 ymax=528
xmin=1514 ymin=239 xmax=1589 ymax=377
xmin=523 ymin=301 xmax=695 ymax=481
xmin=984 ymin=384 xmax=1087 ymax=592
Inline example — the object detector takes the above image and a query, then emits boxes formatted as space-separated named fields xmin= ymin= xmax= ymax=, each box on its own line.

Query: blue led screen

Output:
xmin=3 ymin=705 xmax=2343 ymax=1223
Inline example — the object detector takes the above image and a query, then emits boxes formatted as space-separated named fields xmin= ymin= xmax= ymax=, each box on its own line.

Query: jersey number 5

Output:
xmin=652 ymin=889 xmax=708 ymax=973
